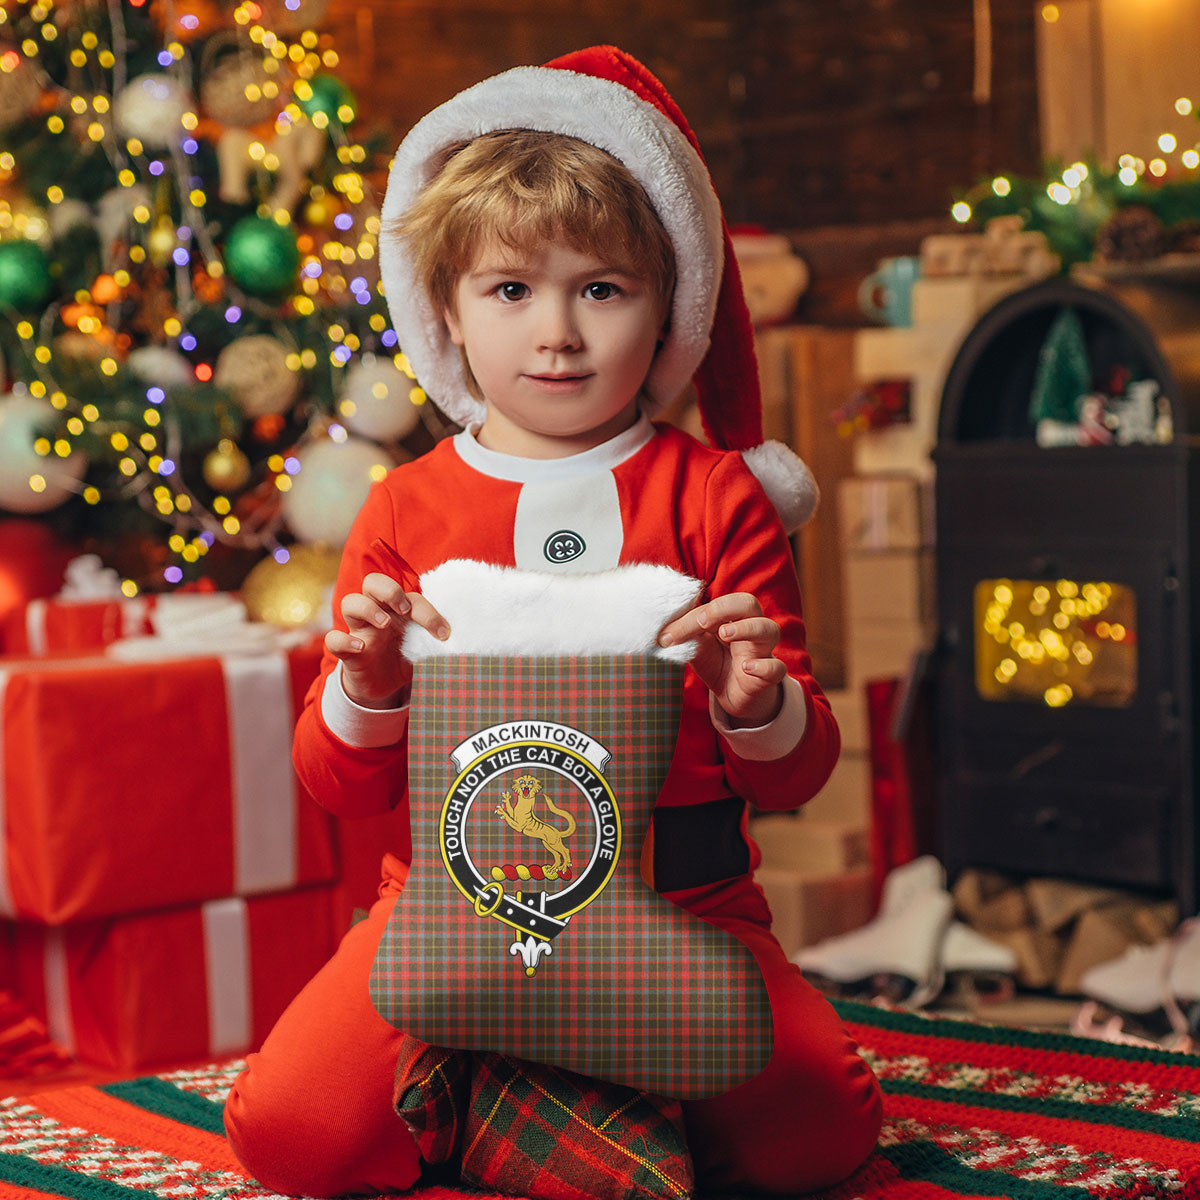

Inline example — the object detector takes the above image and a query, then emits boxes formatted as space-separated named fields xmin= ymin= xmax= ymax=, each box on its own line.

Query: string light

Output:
xmin=976 ymin=579 xmax=1135 ymax=708
xmin=0 ymin=1 xmax=408 ymax=588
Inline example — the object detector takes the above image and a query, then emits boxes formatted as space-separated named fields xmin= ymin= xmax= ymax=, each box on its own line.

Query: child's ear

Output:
xmin=443 ymin=307 xmax=464 ymax=346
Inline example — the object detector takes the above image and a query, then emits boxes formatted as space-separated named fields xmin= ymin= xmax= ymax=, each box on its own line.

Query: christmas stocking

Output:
xmin=370 ymin=561 xmax=774 ymax=1099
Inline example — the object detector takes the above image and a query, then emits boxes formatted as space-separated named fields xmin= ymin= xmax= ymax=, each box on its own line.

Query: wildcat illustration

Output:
xmin=497 ymin=774 xmax=576 ymax=876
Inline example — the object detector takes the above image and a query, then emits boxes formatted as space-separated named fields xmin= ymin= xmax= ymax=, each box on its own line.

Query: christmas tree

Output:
xmin=0 ymin=0 xmax=441 ymax=596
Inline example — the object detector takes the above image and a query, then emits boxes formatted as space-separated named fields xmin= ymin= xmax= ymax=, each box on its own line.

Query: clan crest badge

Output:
xmin=440 ymin=720 xmax=620 ymax=976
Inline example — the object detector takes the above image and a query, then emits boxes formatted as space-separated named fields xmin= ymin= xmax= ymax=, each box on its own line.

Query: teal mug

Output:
xmin=858 ymin=255 xmax=921 ymax=327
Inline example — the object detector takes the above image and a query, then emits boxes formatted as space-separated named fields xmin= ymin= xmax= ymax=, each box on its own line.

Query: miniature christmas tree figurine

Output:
xmin=0 ymin=0 xmax=435 ymax=592
xmin=1030 ymin=307 xmax=1094 ymax=445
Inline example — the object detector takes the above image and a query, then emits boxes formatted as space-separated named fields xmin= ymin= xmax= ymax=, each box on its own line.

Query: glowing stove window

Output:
xmin=974 ymin=579 xmax=1136 ymax=707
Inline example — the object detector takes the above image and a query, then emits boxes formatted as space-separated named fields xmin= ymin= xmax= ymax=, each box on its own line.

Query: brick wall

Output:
xmin=329 ymin=0 xmax=1041 ymax=236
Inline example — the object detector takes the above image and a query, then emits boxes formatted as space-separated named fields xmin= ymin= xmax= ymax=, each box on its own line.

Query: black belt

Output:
xmin=650 ymin=796 xmax=750 ymax=892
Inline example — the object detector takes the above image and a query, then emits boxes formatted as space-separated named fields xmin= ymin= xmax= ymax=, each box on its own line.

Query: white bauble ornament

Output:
xmin=338 ymin=354 xmax=422 ymax=442
xmin=113 ymin=74 xmax=192 ymax=148
xmin=48 ymin=199 xmax=94 ymax=240
xmin=0 ymin=389 xmax=86 ymax=514
xmin=96 ymin=184 xmax=151 ymax=264
xmin=214 ymin=334 xmax=301 ymax=418
xmin=281 ymin=435 xmax=392 ymax=546
xmin=127 ymin=345 xmax=195 ymax=388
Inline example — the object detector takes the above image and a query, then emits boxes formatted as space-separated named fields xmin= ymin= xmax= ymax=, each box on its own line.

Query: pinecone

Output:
xmin=1095 ymin=206 xmax=1167 ymax=263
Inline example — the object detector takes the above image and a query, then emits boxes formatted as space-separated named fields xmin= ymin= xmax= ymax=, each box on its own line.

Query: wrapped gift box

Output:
xmin=0 ymin=641 xmax=338 ymax=923
xmin=843 ymin=548 xmax=935 ymax=627
xmin=4 ymin=596 xmax=156 ymax=655
xmin=755 ymin=865 xmax=875 ymax=959
xmin=837 ymin=475 xmax=932 ymax=553
xmin=12 ymin=886 xmax=338 ymax=1071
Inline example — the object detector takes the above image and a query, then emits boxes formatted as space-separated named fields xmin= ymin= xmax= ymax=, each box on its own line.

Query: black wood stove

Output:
xmin=934 ymin=276 xmax=1200 ymax=913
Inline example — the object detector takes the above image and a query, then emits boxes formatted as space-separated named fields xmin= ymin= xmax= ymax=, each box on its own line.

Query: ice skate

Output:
xmin=793 ymin=856 xmax=954 ymax=1008
xmin=940 ymin=920 xmax=1017 ymax=1005
xmin=1077 ymin=917 xmax=1200 ymax=1048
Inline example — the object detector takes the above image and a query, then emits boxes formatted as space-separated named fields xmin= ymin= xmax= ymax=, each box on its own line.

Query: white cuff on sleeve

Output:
xmin=320 ymin=661 xmax=410 ymax=748
xmin=710 ymin=675 xmax=808 ymax=761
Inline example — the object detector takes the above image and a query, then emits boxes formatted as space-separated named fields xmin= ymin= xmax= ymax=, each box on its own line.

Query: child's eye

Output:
xmin=585 ymin=282 xmax=619 ymax=301
xmin=497 ymin=282 xmax=528 ymax=301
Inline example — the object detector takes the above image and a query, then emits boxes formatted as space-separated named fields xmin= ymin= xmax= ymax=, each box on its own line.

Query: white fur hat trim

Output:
xmin=402 ymin=560 xmax=701 ymax=663
xmin=742 ymin=441 xmax=820 ymax=533
xmin=379 ymin=65 xmax=725 ymax=430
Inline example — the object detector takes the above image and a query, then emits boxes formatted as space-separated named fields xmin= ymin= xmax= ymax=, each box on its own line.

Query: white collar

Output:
xmin=451 ymin=411 xmax=654 ymax=483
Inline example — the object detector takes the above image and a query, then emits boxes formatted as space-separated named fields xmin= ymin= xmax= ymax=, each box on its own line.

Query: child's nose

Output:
xmin=536 ymin=298 xmax=581 ymax=352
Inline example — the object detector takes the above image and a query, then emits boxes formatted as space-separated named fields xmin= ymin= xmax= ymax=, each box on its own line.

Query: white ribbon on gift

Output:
xmin=221 ymin=653 xmax=299 ymax=896
xmin=23 ymin=601 xmax=49 ymax=656
xmin=42 ymin=927 xmax=74 ymax=1054
xmin=202 ymin=896 xmax=253 ymax=1055
xmin=860 ymin=479 xmax=891 ymax=552
xmin=0 ymin=667 xmax=13 ymax=917
xmin=40 ymin=896 xmax=253 ymax=1059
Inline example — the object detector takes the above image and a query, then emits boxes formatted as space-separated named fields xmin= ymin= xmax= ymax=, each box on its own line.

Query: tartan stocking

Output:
xmin=370 ymin=655 xmax=773 ymax=1099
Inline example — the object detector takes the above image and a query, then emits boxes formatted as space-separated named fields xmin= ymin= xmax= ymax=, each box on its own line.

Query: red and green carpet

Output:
xmin=2 ymin=998 xmax=1200 ymax=1200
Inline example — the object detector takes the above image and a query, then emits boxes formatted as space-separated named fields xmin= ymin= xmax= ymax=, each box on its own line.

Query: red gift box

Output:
xmin=0 ymin=642 xmax=338 ymax=923
xmin=12 ymin=886 xmax=339 ymax=1071
xmin=4 ymin=597 xmax=156 ymax=655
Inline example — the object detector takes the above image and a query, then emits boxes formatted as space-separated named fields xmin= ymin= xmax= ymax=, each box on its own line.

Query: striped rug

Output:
xmin=2 ymin=999 xmax=1200 ymax=1199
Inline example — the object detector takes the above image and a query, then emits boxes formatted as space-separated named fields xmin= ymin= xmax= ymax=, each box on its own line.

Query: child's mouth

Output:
xmin=526 ymin=373 xmax=592 ymax=392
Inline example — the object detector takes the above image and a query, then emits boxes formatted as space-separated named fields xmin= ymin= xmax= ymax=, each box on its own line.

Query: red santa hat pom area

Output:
xmin=379 ymin=45 xmax=818 ymax=531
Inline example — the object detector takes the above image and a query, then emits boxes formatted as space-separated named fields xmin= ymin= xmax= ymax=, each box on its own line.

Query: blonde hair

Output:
xmin=391 ymin=129 xmax=676 ymax=326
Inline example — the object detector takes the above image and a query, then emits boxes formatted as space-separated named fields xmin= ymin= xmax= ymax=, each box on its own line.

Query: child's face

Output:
xmin=443 ymin=238 xmax=663 ymax=458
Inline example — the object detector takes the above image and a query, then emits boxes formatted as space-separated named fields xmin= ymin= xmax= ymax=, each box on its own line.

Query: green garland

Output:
xmin=953 ymin=158 xmax=1200 ymax=267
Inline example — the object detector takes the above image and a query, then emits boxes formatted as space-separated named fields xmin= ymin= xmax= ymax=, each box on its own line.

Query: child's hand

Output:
xmin=658 ymin=592 xmax=786 ymax=727
xmin=324 ymin=573 xmax=449 ymax=709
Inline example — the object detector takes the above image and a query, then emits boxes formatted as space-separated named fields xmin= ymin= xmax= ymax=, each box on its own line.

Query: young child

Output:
xmin=225 ymin=46 xmax=882 ymax=1197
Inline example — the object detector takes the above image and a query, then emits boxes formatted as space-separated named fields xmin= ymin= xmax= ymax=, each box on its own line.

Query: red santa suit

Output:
xmin=224 ymin=44 xmax=881 ymax=1199
xmin=225 ymin=418 xmax=882 ymax=1195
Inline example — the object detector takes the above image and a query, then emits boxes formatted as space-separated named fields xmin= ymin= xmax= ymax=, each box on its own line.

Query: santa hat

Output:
xmin=379 ymin=45 xmax=818 ymax=530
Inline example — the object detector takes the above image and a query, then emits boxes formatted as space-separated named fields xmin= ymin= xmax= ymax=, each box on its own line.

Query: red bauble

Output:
xmin=0 ymin=519 xmax=76 ymax=651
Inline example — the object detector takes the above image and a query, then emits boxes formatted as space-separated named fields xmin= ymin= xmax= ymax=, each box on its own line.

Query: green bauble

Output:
xmin=296 ymin=74 xmax=356 ymax=127
xmin=224 ymin=216 xmax=301 ymax=296
xmin=0 ymin=241 xmax=53 ymax=311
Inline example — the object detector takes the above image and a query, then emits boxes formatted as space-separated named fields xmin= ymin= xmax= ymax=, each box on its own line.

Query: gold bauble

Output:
xmin=202 ymin=438 xmax=252 ymax=491
xmin=148 ymin=218 xmax=178 ymax=267
xmin=214 ymin=334 xmax=301 ymax=418
xmin=241 ymin=543 xmax=341 ymax=628
xmin=303 ymin=197 xmax=332 ymax=228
